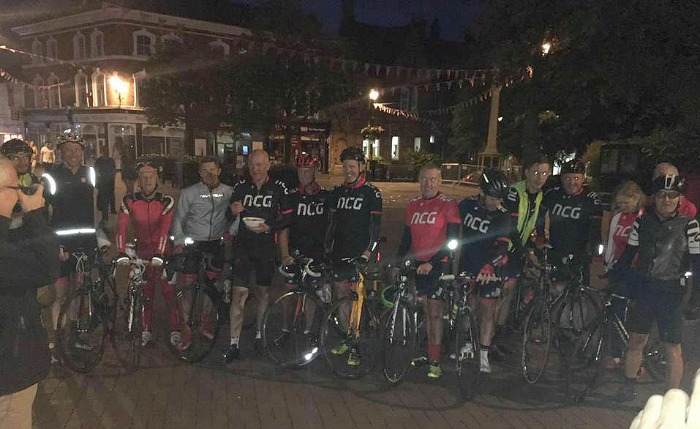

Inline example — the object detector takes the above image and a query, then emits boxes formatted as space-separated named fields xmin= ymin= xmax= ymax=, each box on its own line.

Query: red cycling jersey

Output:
xmin=404 ymin=192 xmax=461 ymax=262
xmin=116 ymin=192 xmax=175 ymax=259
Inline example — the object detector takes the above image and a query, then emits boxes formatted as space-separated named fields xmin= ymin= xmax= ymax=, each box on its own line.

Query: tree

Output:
xmin=448 ymin=102 xmax=488 ymax=163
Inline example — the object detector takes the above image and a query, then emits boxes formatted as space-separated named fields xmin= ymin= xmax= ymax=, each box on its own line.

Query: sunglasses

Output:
xmin=655 ymin=190 xmax=681 ymax=199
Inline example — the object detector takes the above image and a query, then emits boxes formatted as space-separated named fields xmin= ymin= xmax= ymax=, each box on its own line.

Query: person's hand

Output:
xmin=17 ymin=184 xmax=45 ymax=212
xmin=352 ymin=254 xmax=369 ymax=271
xmin=629 ymin=370 xmax=700 ymax=428
xmin=151 ymin=255 xmax=165 ymax=267
xmin=59 ymin=246 xmax=70 ymax=262
xmin=223 ymin=231 xmax=234 ymax=244
xmin=281 ymin=254 xmax=294 ymax=266
xmin=115 ymin=253 xmax=130 ymax=265
xmin=230 ymin=201 xmax=244 ymax=215
xmin=533 ymin=235 xmax=547 ymax=250
xmin=416 ymin=262 xmax=433 ymax=275
xmin=250 ymin=222 xmax=270 ymax=234
xmin=476 ymin=263 xmax=496 ymax=284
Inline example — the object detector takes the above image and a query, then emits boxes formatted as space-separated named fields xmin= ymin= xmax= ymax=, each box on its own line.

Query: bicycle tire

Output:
xmin=321 ymin=295 xmax=383 ymax=379
xmin=565 ymin=314 xmax=606 ymax=403
xmin=56 ymin=287 xmax=110 ymax=373
xmin=381 ymin=300 xmax=417 ymax=386
xmin=552 ymin=288 xmax=601 ymax=366
xmin=112 ymin=285 xmax=144 ymax=371
xmin=453 ymin=307 xmax=480 ymax=400
xmin=262 ymin=290 xmax=325 ymax=368
xmin=166 ymin=284 xmax=220 ymax=363
xmin=521 ymin=296 xmax=552 ymax=385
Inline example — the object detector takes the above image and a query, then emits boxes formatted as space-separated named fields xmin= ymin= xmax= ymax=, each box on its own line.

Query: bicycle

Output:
xmin=564 ymin=286 xmax=667 ymax=402
xmin=261 ymin=251 xmax=329 ymax=368
xmin=55 ymin=246 xmax=117 ymax=373
xmin=521 ymin=246 xmax=601 ymax=385
xmin=321 ymin=257 xmax=384 ymax=379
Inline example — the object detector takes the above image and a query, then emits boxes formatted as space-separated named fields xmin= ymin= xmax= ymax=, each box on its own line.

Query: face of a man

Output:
xmin=248 ymin=152 xmax=270 ymax=183
xmin=562 ymin=173 xmax=584 ymax=195
xmin=199 ymin=161 xmax=221 ymax=188
xmin=297 ymin=168 xmax=314 ymax=187
xmin=342 ymin=160 xmax=363 ymax=183
xmin=654 ymin=190 xmax=681 ymax=219
xmin=483 ymin=194 xmax=502 ymax=211
xmin=59 ymin=142 xmax=84 ymax=169
xmin=8 ymin=153 xmax=30 ymax=175
xmin=525 ymin=163 xmax=550 ymax=192
xmin=138 ymin=167 xmax=158 ymax=195
xmin=419 ymin=168 xmax=441 ymax=199
xmin=0 ymin=168 xmax=19 ymax=212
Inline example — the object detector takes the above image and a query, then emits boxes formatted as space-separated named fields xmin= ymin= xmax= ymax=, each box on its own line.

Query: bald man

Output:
xmin=0 ymin=158 xmax=59 ymax=429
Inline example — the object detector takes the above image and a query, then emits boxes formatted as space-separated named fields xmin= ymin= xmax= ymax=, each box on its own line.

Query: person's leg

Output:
xmin=493 ymin=277 xmax=517 ymax=351
xmin=229 ymin=286 xmax=249 ymax=342
xmin=225 ymin=250 xmax=251 ymax=361
xmin=427 ymin=298 xmax=444 ymax=365
xmin=665 ymin=343 xmax=683 ymax=389
xmin=141 ymin=266 xmax=157 ymax=344
xmin=624 ymin=333 xmax=650 ymax=379
xmin=615 ymin=293 xmax=652 ymax=401
xmin=0 ymin=384 xmax=38 ymax=429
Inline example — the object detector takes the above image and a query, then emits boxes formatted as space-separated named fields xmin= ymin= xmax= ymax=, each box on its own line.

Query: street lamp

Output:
xmin=109 ymin=74 xmax=128 ymax=108
xmin=541 ymin=41 xmax=552 ymax=56
xmin=369 ymin=88 xmax=379 ymax=103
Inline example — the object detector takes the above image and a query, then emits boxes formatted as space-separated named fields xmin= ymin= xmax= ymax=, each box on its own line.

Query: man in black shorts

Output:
xmin=613 ymin=174 xmax=700 ymax=401
xmin=225 ymin=149 xmax=292 ymax=362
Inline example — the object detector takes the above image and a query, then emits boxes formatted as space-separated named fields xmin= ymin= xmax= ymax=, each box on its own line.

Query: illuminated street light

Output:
xmin=369 ymin=88 xmax=379 ymax=102
xmin=109 ymin=74 xmax=128 ymax=108
xmin=541 ymin=42 xmax=552 ymax=56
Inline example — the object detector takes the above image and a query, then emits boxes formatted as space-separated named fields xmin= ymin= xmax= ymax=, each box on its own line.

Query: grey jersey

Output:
xmin=171 ymin=182 xmax=234 ymax=244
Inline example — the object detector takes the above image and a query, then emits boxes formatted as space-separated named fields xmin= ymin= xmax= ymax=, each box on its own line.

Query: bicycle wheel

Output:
xmin=56 ymin=287 xmax=110 ymax=373
xmin=112 ymin=287 xmax=144 ymax=370
xmin=322 ymin=295 xmax=383 ymax=379
xmin=382 ymin=300 xmax=417 ymax=386
xmin=166 ymin=284 xmax=220 ymax=363
xmin=262 ymin=290 xmax=325 ymax=368
xmin=552 ymin=288 xmax=600 ymax=365
xmin=453 ymin=308 xmax=481 ymax=399
xmin=521 ymin=297 xmax=552 ymax=384
xmin=565 ymin=315 xmax=606 ymax=403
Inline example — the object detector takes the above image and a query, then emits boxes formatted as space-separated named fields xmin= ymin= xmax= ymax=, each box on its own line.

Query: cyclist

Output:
xmin=1 ymin=139 xmax=41 ymax=229
xmin=397 ymin=163 xmax=460 ymax=378
xmin=280 ymin=160 xmax=330 ymax=265
xmin=225 ymin=149 xmax=293 ymax=362
xmin=115 ymin=162 xmax=178 ymax=347
xmin=543 ymin=159 xmax=603 ymax=282
xmin=496 ymin=155 xmax=550 ymax=359
xmin=43 ymin=132 xmax=97 ymax=362
xmin=648 ymin=163 xmax=696 ymax=217
xmin=458 ymin=169 xmax=511 ymax=373
xmin=612 ymin=174 xmax=700 ymax=401
xmin=170 ymin=157 xmax=233 ymax=350
xmin=324 ymin=146 xmax=382 ymax=367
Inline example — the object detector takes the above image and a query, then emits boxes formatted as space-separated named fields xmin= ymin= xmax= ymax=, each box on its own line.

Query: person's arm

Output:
xmin=397 ymin=225 xmax=412 ymax=260
xmin=504 ymin=189 xmax=525 ymax=256
xmin=157 ymin=196 xmax=176 ymax=256
xmin=267 ymin=183 xmax=294 ymax=232
xmin=170 ymin=187 xmax=190 ymax=246
xmin=363 ymin=188 xmax=383 ymax=258
xmin=587 ymin=192 xmax=604 ymax=256
xmin=115 ymin=196 xmax=131 ymax=253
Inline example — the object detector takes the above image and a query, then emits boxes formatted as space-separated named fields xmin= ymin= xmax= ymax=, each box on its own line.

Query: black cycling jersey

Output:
xmin=544 ymin=187 xmax=603 ymax=259
xmin=44 ymin=164 xmax=96 ymax=232
xmin=458 ymin=196 xmax=510 ymax=274
xmin=326 ymin=178 xmax=382 ymax=260
xmin=230 ymin=176 xmax=292 ymax=245
xmin=288 ymin=187 xmax=330 ymax=261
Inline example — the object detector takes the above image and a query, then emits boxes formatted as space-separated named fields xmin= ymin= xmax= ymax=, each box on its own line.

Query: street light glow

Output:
xmin=109 ymin=74 xmax=128 ymax=95
xmin=369 ymin=89 xmax=379 ymax=102
xmin=541 ymin=42 xmax=552 ymax=56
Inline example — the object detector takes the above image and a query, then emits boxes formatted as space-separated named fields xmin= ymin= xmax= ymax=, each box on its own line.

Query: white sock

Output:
xmin=255 ymin=331 xmax=262 ymax=340
xmin=230 ymin=338 xmax=239 ymax=346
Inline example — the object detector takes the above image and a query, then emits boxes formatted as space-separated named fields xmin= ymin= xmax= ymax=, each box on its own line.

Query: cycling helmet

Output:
xmin=135 ymin=161 xmax=158 ymax=174
xmin=56 ymin=130 xmax=84 ymax=148
xmin=0 ymin=139 xmax=33 ymax=157
xmin=561 ymin=159 xmax=586 ymax=175
xmin=340 ymin=146 xmax=366 ymax=164
xmin=480 ymin=169 xmax=509 ymax=199
xmin=650 ymin=173 xmax=684 ymax=194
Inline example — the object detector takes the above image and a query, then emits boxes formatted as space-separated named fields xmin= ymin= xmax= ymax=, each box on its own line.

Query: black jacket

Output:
xmin=0 ymin=208 xmax=59 ymax=395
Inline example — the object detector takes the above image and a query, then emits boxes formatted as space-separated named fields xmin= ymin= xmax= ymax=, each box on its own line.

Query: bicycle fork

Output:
xmin=349 ymin=276 xmax=366 ymax=340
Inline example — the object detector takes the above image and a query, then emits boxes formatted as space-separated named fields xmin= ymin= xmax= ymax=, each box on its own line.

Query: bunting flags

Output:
xmin=0 ymin=67 xmax=71 ymax=90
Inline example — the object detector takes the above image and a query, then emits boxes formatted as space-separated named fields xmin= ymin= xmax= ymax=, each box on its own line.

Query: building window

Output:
xmin=400 ymin=87 xmax=409 ymax=111
xmin=414 ymin=137 xmax=421 ymax=152
xmin=410 ymin=87 xmax=418 ymax=111
xmin=90 ymin=30 xmax=104 ymax=57
xmin=133 ymin=30 xmax=156 ymax=56
xmin=75 ymin=71 xmax=89 ymax=107
xmin=92 ymin=70 xmax=106 ymax=107
xmin=372 ymin=139 xmax=380 ymax=158
xmin=209 ymin=39 xmax=229 ymax=58
xmin=46 ymin=38 xmax=57 ymax=61
xmin=47 ymin=74 xmax=60 ymax=108
xmin=73 ymin=32 xmax=86 ymax=59
xmin=31 ymin=40 xmax=43 ymax=64
xmin=362 ymin=139 xmax=380 ymax=158
xmin=32 ymin=75 xmax=45 ymax=108
xmin=391 ymin=136 xmax=400 ymax=160
xmin=430 ymin=135 xmax=435 ymax=144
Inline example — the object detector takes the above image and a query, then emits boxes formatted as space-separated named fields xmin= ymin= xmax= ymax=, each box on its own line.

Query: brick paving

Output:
xmin=32 ymin=173 xmax=700 ymax=428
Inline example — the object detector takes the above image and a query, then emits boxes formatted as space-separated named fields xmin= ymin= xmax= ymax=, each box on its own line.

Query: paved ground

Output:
xmin=33 ymin=173 xmax=700 ymax=429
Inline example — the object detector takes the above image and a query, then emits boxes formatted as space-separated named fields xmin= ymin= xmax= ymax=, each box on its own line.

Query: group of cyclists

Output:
xmin=3 ymin=132 xmax=698 ymax=403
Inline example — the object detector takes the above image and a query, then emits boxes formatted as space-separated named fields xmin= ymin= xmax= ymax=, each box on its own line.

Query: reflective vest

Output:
xmin=509 ymin=180 xmax=543 ymax=250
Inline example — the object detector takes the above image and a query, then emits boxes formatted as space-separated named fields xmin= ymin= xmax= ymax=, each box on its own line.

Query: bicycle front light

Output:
xmin=447 ymin=239 xmax=458 ymax=251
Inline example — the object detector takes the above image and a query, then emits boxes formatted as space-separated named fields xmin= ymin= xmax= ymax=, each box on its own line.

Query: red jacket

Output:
xmin=116 ymin=192 xmax=175 ymax=259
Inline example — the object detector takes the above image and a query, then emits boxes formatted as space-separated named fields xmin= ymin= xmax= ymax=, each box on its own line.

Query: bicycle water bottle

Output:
xmin=222 ymin=279 xmax=232 ymax=304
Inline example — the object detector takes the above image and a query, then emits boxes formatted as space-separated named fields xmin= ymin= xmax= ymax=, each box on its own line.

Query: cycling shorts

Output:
xmin=331 ymin=259 xmax=359 ymax=282
xmin=58 ymin=235 xmax=97 ymax=278
xmin=230 ymin=242 xmax=276 ymax=287
xmin=182 ymin=240 xmax=223 ymax=275
xmin=626 ymin=287 xmax=684 ymax=344
xmin=415 ymin=268 xmax=445 ymax=300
